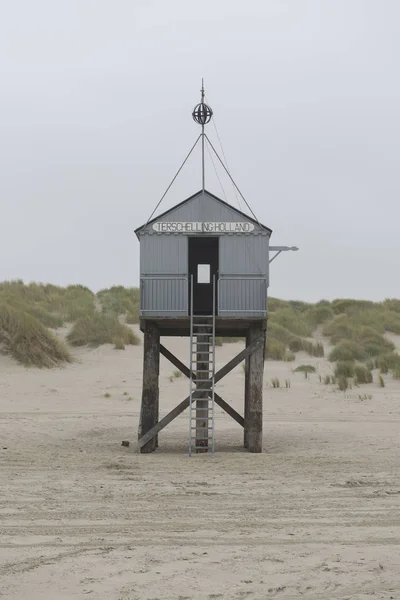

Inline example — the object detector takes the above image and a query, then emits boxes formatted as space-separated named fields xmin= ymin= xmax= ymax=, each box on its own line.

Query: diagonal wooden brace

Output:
xmin=161 ymin=344 xmax=245 ymax=425
xmin=138 ymin=335 xmax=264 ymax=448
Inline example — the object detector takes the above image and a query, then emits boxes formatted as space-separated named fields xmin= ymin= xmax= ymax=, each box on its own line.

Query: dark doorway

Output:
xmin=188 ymin=237 xmax=219 ymax=315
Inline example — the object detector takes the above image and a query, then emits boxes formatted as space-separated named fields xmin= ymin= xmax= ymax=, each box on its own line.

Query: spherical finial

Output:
xmin=192 ymin=102 xmax=213 ymax=126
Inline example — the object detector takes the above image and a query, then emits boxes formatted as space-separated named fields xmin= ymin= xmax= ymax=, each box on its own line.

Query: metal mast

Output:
xmin=192 ymin=79 xmax=213 ymax=191
xmin=201 ymin=80 xmax=205 ymax=190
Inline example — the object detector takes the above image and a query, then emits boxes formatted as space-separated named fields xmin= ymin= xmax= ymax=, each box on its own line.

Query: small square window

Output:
xmin=197 ymin=264 xmax=210 ymax=284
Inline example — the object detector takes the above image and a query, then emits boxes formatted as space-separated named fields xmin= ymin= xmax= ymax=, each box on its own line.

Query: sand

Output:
xmin=1 ymin=328 xmax=400 ymax=599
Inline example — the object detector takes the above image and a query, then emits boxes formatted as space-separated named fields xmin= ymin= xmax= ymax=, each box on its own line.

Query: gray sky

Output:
xmin=1 ymin=0 xmax=399 ymax=301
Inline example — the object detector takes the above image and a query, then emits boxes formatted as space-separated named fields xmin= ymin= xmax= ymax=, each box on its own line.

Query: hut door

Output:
xmin=188 ymin=237 xmax=219 ymax=315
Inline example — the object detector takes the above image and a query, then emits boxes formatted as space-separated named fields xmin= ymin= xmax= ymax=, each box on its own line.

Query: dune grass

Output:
xmin=354 ymin=365 xmax=373 ymax=384
xmin=0 ymin=302 xmax=72 ymax=367
xmin=266 ymin=317 xmax=324 ymax=361
xmin=322 ymin=301 xmax=400 ymax=381
xmin=2 ymin=282 xmax=399 ymax=382
xmin=97 ymin=286 xmax=140 ymax=323
xmin=67 ymin=313 xmax=140 ymax=347
xmin=0 ymin=280 xmax=95 ymax=325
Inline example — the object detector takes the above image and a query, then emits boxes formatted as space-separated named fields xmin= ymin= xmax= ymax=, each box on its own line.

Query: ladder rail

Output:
xmin=189 ymin=274 xmax=194 ymax=457
xmin=188 ymin=274 xmax=216 ymax=456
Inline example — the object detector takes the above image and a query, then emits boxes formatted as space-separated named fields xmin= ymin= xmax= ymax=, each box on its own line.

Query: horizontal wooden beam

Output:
xmin=138 ymin=335 xmax=263 ymax=448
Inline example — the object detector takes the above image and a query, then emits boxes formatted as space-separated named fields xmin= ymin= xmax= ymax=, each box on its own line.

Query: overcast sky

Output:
xmin=1 ymin=0 xmax=399 ymax=301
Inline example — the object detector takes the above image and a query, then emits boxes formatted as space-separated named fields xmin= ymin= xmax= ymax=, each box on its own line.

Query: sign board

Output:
xmin=152 ymin=221 xmax=255 ymax=233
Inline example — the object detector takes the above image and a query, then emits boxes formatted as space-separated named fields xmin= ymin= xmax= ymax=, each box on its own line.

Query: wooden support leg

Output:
xmin=244 ymin=330 xmax=251 ymax=448
xmin=139 ymin=322 xmax=160 ymax=454
xmin=247 ymin=325 xmax=265 ymax=453
xmin=196 ymin=333 xmax=209 ymax=453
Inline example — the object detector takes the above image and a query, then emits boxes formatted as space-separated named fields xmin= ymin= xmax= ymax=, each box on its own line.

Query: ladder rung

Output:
xmin=193 ymin=361 xmax=213 ymax=364
xmin=190 ymin=412 xmax=214 ymax=417
xmin=191 ymin=415 xmax=214 ymax=418
xmin=191 ymin=426 xmax=214 ymax=430
xmin=190 ymin=446 xmax=213 ymax=450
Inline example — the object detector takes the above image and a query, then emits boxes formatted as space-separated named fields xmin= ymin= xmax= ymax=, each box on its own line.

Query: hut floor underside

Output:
xmin=139 ymin=317 xmax=267 ymax=337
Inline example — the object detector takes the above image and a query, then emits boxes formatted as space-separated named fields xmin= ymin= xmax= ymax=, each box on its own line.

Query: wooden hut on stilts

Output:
xmin=135 ymin=82 xmax=297 ymax=454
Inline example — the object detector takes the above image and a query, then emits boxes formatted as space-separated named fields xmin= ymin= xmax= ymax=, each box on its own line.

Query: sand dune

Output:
xmin=1 ymin=328 xmax=400 ymax=599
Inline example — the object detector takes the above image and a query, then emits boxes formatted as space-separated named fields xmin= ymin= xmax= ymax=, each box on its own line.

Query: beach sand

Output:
xmin=1 ymin=328 xmax=400 ymax=599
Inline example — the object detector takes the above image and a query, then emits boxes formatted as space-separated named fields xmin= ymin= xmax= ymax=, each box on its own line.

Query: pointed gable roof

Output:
xmin=135 ymin=189 xmax=272 ymax=238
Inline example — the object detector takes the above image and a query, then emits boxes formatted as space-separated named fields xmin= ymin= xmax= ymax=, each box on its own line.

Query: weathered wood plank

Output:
xmin=244 ymin=329 xmax=251 ymax=448
xmin=247 ymin=325 xmax=265 ymax=453
xmin=139 ymin=322 xmax=160 ymax=454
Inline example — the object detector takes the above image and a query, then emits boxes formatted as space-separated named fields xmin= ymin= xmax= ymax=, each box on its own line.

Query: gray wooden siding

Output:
xmin=141 ymin=277 xmax=188 ymax=317
xmin=140 ymin=234 xmax=187 ymax=275
xmin=218 ymin=278 xmax=267 ymax=316
xmin=219 ymin=235 xmax=269 ymax=277
xmin=140 ymin=235 xmax=188 ymax=316
xmin=217 ymin=235 xmax=269 ymax=317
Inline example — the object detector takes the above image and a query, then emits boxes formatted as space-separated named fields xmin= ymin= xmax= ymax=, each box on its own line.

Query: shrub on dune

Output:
xmin=270 ymin=307 xmax=313 ymax=338
xmin=383 ymin=298 xmax=400 ymax=313
xmin=0 ymin=302 xmax=72 ymax=367
xmin=328 ymin=340 xmax=366 ymax=362
xmin=265 ymin=338 xmax=287 ymax=361
xmin=97 ymin=286 xmax=140 ymax=322
xmin=304 ymin=304 xmax=334 ymax=327
xmin=334 ymin=361 xmax=355 ymax=378
xmin=354 ymin=365 xmax=373 ymax=384
xmin=67 ymin=313 xmax=140 ymax=347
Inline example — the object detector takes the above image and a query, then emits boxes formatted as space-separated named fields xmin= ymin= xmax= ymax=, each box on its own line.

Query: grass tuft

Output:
xmin=271 ymin=377 xmax=280 ymax=388
xmin=67 ymin=313 xmax=140 ymax=348
xmin=97 ymin=286 xmax=140 ymax=323
xmin=294 ymin=364 xmax=316 ymax=374
xmin=114 ymin=337 xmax=126 ymax=350
xmin=334 ymin=361 xmax=355 ymax=378
xmin=354 ymin=365 xmax=373 ymax=385
xmin=265 ymin=339 xmax=287 ymax=361
xmin=0 ymin=302 xmax=72 ymax=368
